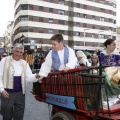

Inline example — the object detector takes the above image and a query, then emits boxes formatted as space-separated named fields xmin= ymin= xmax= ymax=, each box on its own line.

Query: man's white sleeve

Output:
xmin=39 ymin=51 xmax=52 ymax=77
xmin=26 ymin=63 xmax=38 ymax=82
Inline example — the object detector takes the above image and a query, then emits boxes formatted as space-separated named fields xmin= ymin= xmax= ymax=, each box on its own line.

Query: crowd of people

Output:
xmin=0 ymin=33 xmax=120 ymax=120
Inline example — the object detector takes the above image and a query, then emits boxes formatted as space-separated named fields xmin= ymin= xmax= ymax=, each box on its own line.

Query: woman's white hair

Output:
xmin=76 ymin=50 xmax=87 ymax=58
xmin=13 ymin=43 xmax=24 ymax=51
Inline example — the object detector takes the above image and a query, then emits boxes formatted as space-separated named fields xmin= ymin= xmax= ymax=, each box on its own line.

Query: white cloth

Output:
xmin=39 ymin=47 xmax=78 ymax=77
xmin=102 ymin=49 xmax=120 ymax=55
xmin=103 ymin=95 xmax=120 ymax=109
xmin=0 ymin=57 xmax=38 ymax=94
xmin=78 ymin=58 xmax=91 ymax=67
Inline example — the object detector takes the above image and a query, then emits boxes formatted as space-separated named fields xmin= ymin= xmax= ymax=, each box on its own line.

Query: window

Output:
xmin=76 ymin=32 xmax=80 ymax=36
xmin=68 ymin=1 xmax=73 ymax=7
xmin=83 ymin=23 xmax=87 ymax=28
xmin=29 ymin=27 xmax=33 ymax=32
xmin=68 ymin=31 xmax=73 ymax=36
xmin=39 ymin=6 xmax=44 ymax=11
xmin=100 ymin=17 xmax=104 ymax=22
xmin=100 ymin=26 xmax=104 ymax=30
xmin=77 ymin=3 xmax=80 ymax=8
xmin=92 ymin=33 xmax=95 ymax=38
xmin=58 ymin=30 xmax=65 ymax=34
xmin=20 ymin=16 xmax=28 ymax=21
xmin=76 ymin=13 xmax=80 ymax=17
xmin=49 ymin=18 xmax=53 ymax=23
xmin=58 ymin=0 xmax=64 ymax=5
xmin=109 ymin=27 xmax=112 ymax=31
xmin=92 ymin=25 xmax=95 ymax=29
xmin=49 ymin=8 xmax=53 ymax=13
xmin=113 ymin=4 xmax=116 ymax=8
xmin=21 ymin=4 xmax=28 ymax=10
xmin=109 ymin=1 xmax=113 ymax=6
xmin=109 ymin=18 xmax=113 ymax=23
xmin=100 ymin=34 xmax=104 ymax=39
xmin=108 ymin=35 xmax=111 ymax=38
xmin=49 ymin=0 xmax=54 ymax=3
xmin=76 ymin=22 xmax=80 ymax=27
xmin=19 ymin=27 xmax=28 ymax=32
xmin=109 ymin=10 xmax=112 ymax=14
xmin=68 ymin=11 xmax=74 ymax=16
xmin=68 ymin=21 xmax=73 ymax=26
xmin=29 ymin=5 xmax=33 ymax=10
xmin=92 ymin=15 xmax=96 ymax=20
xmin=29 ymin=16 xmax=33 ymax=21
xmin=100 ymin=1 xmax=105 ymax=4
xmin=100 ymin=8 xmax=105 ymax=13
xmin=49 ymin=29 xmax=53 ymax=34
xmin=39 ymin=17 xmax=43 ymax=22
xmin=92 ymin=7 xmax=96 ymax=11
xmin=58 ymin=20 xmax=65 ymax=25
xmin=58 ymin=10 xmax=65 ymax=15
xmin=39 ymin=28 xmax=44 ymax=33
xmin=83 ymin=14 xmax=87 ymax=19
xmin=83 ymin=5 xmax=87 ymax=9
xmin=114 ymin=20 xmax=116 ymax=24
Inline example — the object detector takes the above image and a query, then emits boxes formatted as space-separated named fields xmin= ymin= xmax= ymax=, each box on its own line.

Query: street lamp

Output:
xmin=98 ymin=31 xmax=104 ymax=47
xmin=20 ymin=34 xmax=25 ymax=45
xmin=83 ymin=29 xmax=90 ymax=49
xmin=39 ymin=39 xmax=43 ymax=49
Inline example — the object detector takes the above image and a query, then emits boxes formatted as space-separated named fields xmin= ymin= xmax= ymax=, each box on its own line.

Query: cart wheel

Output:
xmin=52 ymin=112 xmax=75 ymax=120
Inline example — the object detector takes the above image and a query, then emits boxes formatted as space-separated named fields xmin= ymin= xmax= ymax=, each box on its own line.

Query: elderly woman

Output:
xmin=76 ymin=50 xmax=91 ymax=67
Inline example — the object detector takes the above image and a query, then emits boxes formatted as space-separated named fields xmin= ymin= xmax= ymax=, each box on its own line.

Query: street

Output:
xmin=0 ymin=83 xmax=50 ymax=120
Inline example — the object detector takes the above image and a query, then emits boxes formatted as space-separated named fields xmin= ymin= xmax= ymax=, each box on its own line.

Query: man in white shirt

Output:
xmin=38 ymin=34 xmax=78 ymax=83
xmin=0 ymin=43 xmax=38 ymax=120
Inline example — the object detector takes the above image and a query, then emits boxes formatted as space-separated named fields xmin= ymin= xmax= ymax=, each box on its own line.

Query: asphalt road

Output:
xmin=0 ymin=83 xmax=50 ymax=120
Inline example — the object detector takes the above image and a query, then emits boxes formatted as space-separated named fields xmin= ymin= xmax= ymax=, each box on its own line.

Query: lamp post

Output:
xmin=98 ymin=31 xmax=104 ymax=47
xmin=20 ymin=34 xmax=25 ymax=45
xmin=40 ymin=39 xmax=43 ymax=49
xmin=83 ymin=29 xmax=90 ymax=49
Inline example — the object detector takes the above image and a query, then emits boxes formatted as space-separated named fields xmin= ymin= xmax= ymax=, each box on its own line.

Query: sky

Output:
xmin=0 ymin=0 xmax=120 ymax=37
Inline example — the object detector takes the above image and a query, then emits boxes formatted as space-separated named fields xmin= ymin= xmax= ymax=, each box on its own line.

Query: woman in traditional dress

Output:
xmin=100 ymin=39 xmax=120 ymax=66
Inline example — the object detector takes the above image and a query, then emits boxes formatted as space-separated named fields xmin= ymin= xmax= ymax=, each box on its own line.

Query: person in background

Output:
xmin=0 ymin=43 xmax=39 ymax=120
xmin=38 ymin=34 xmax=78 ymax=83
xmin=76 ymin=50 xmax=91 ymax=67
xmin=91 ymin=54 xmax=99 ymax=67
xmin=87 ymin=55 xmax=92 ymax=63
xmin=33 ymin=55 xmax=40 ymax=70
xmin=90 ymin=54 xmax=99 ymax=74
xmin=100 ymin=39 xmax=120 ymax=66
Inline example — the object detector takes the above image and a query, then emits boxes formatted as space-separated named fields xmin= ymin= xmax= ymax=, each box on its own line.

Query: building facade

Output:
xmin=0 ymin=37 xmax=5 ymax=53
xmin=4 ymin=21 xmax=14 ymax=53
xmin=13 ymin=0 xmax=117 ymax=50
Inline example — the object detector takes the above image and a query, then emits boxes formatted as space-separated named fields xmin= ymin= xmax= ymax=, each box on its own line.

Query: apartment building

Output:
xmin=13 ymin=0 xmax=117 ymax=50
xmin=4 ymin=21 xmax=14 ymax=53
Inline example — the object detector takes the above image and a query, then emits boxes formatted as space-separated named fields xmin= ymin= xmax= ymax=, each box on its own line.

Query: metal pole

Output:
xmin=84 ymin=30 xmax=85 ymax=48
xmin=98 ymin=31 xmax=104 ymax=47
xmin=83 ymin=29 xmax=90 ymax=49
